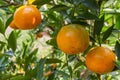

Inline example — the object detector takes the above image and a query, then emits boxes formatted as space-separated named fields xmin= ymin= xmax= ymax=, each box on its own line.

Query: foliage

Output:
xmin=0 ymin=0 xmax=120 ymax=80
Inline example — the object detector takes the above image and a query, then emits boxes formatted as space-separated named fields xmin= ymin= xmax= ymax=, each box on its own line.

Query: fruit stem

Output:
xmin=97 ymin=35 xmax=101 ymax=47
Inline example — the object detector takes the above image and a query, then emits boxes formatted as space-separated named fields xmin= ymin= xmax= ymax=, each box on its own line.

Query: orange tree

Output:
xmin=0 ymin=0 xmax=120 ymax=80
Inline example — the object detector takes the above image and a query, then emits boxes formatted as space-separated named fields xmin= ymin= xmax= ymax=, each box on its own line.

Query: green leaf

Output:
xmin=68 ymin=55 xmax=76 ymax=62
xmin=56 ymin=70 xmax=70 ymax=79
xmin=22 ymin=42 xmax=28 ymax=58
xmin=29 ymin=48 xmax=38 ymax=58
xmin=90 ymin=36 xmax=96 ymax=43
xmin=115 ymin=41 xmax=120 ymax=61
xmin=0 ymin=0 xmax=7 ymax=5
xmin=115 ymin=14 xmax=120 ymax=29
xmin=78 ymin=12 xmax=99 ymax=20
xmin=8 ymin=31 xmax=17 ymax=52
xmin=25 ymin=68 xmax=38 ymax=80
xmin=0 ymin=53 xmax=13 ymax=58
xmin=48 ymin=72 xmax=55 ymax=80
xmin=47 ymin=12 xmax=59 ymax=22
xmin=61 ymin=63 xmax=67 ymax=69
xmin=45 ymin=58 xmax=62 ymax=64
xmin=36 ymin=58 xmax=47 ymax=80
xmin=0 ymin=9 xmax=6 ymax=20
xmin=70 ymin=20 xmax=89 ymax=26
xmin=102 ymin=25 xmax=114 ymax=42
xmin=50 ymin=5 xmax=70 ymax=12
xmin=115 ymin=60 xmax=120 ymax=69
xmin=0 ymin=19 xmax=5 ymax=34
xmin=33 ymin=0 xmax=52 ymax=6
xmin=94 ymin=15 xmax=104 ymax=36
xmin=46 ymin=38 xmax=58 ymax=48
xmin=10 ymin=75 xmax=25 ymax=80
xmin=5 ymin=15 xmax=13 ymax=29
xmin=68 ymin=66 xmax=72 ymax=77
xmin=74 ymin=62 xmax=84 ymax=70
xmin=81 ymin=0 xmax=99 ymax=10
xmin=24 ymin=48 xmax=38 ymax=71
xmin=0 ymin=41 xmax=6 ymax=51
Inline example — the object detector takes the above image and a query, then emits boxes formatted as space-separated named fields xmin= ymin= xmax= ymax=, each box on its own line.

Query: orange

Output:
xmin=14 ymin=4 xmax=41 ymax=30
xmin=57 ymin=24 xmax=89 ymax=54
xmin=9 ymin=20 xmax=18 ymax=29
xmin=86 ymin=46 xmax=116 ymax=74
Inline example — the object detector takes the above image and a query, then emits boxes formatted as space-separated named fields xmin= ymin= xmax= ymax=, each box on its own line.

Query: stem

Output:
xmin=0 ymin=0 xmax=19 ymax=8
xmin=97 ymin=35 xmax=101 ymax=46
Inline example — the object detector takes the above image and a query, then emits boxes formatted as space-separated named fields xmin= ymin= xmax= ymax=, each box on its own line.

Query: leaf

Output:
xmin=33 ymin=0 xmax=52 ymax=6
xmin=0 ymin=53 xmax=12 ymax=58
xmin=50 ymin=5 xmax=70 ymax=12
xmin=8 ymin=31 xmax=17 ymax=52
xmin=10 ymin=75 xmax=25 ymax=80
xmin=115 ymin=14 xmax=120 ymax=29
xmin=48 ymin=72 xmax=55 ymax=80
xmin=78 ymin=12 xmax=99 ymax=20
xmin=0 ymin=9 xmax=6 ymax=20
xmin=74 ymin=62 xmax=84 ymax=70
xmin=0 ymin=19 xmax=5 ymax=34
xmin=0 ymin=0 xmax=7 ymax=5
xmin=68 ymin=66 xmax=72 ymax=77
xmin=115 ymin=41 xmax=120 ymax=61
xmin=0 ymin=41 xmax=6 ymax=51
xmin=81 ymin=0 xmax=99 ymax=10
xmin=115 ymin=60 xmax=120 ymax=69
xmin=61 ymin=63 xmax=67 ymax=69
xmin=25 ymin=68 xmax=38 ymax=80
xmin=5 ymin=15 xmax=13 ymax=29
xmin=46 ymin=38 xmax=58 ymax=48
xmin=45 ymin=58 xmax=62 ymax=64
xmin=24 ymin=48 xmax=38 ymax=71
xmin=47 ymin=12 xmax=59 ymax=22
xmin=90 ymin=36 xmax=96 ymax=43
xmin=29 ymin=48 xmax=38 ymax=58
xmin=93 ymin=15 xmax=104 ymax=36
xmin=22 ymin=43 xmax=28 ymax=58
xmin=36 ymin=58 xmax=47 ymax=80
xmin=56 ymin=70 xmax=70 ymax=79
xmin=102 ymin=25 xmax=114 ymax=42
xmin=68 ymin=55 xmax=76 ymax=62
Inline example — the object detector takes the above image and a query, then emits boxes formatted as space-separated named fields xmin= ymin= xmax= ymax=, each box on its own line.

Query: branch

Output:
xmin=0 ymin=0 xmax=20 ymax=8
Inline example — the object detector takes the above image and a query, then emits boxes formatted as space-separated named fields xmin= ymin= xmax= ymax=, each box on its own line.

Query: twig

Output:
xmin=0 ymin=0 xmax=20 ymax=8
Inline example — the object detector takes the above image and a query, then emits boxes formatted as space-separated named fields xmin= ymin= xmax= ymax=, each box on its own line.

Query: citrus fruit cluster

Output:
xmin=9 ymin=4 xmax=41 ymax=30
xmin=56 ymin=24 xmax=116 ymax=74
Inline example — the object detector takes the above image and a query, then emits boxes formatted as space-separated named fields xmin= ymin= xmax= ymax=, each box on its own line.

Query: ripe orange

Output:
xmin=14 ymin=4 xmax=41 ymax=30
xmin=9 ymin=20 xmax=18 ymax=29
xmin=57 ymin=24 xmax=89 ymax=54
xmin=86 ymin=46 xmax=116 ymax=74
